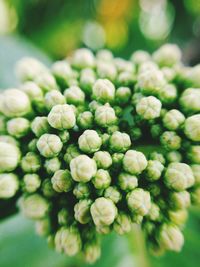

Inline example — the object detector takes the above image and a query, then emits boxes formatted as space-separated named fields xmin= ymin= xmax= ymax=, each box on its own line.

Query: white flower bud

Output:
xmin=92 ymin=169 xmax=111 ymax=189
xmin=104 ymin=186 xmax=122 ymax=204
xmin=146 ymin=160 xmax=164 ymax=181
xmin=31 ymin=116 xmax=50 ymax=137
xmin=130 ymin=50 xmax=151 ymax=65
xmin=74 ymin=199 xmax=92 ymax=224
xmin=37 ymin=134 xmax=63 ymax=158
xmin=78 ymin=130 xmax=102 ymax=153
xmin=21 ymin=152 xmax=41 ymax=173
xmin=20 ymin=81 xmax=43 ymax=102
xmin=0 ymin=135 xmax=19 ymax=147
xmin=191 ymin=164 xmax=200 ymax=185
xmin=109 ymin=131 xmax=131 ymax=152
xmin=7 ymin=117 xmax=30 ymax=138
xmin=93 ymin=151 xmax=112 ymax=169
xmin=180 ymin=88 xmax=200 ymax=113
xmin=188 ymin=146 xmax=200 ymax=164
xmin=158 ymin=84 xmax=177 ymax=104
xmin=35 ymin=218 xmax=51 ymax=237
xmin=44 ymin=157 xmax=61 ymax=174
xmin=64 ymin=86 xmax=85 ymax=105
xmin=0 ymin=142 xmax=20 ymax=172
xmin=51 ymin=169 xmax=73 ymax=192
xmin=184 ymin=115 xmax=200 ymax=141
xmin=95 ymin=105 xmax=117 ymax=127
xmin=113 ymin=212 xmax=132 ymax=235
xmin=92 ymin=79 xmax=115 ymax=103
xmin=123 ymin=150 xmax=147 ymax=175
xmin=72 ymin=48 xmax=95 ymax=69
xmin=44 ymin=90 xmax=65 ymax=111
xmin=170 ymin=191 xmax=191 ymax=209
xmin=23 ymin=174 xmax=41 ymax=193
xmin=163 ymin=109 xmax=185 ymax=131
xmin=35 ymin=72 xmax=58 ymax=92
xmin=83 ymin=240 xmax=101 ymax=264
xmin=136 ymin=96 xmax=162 ymax=120
xmin=0 ymin=173 xmax=19 ymax=198
xmin=118 ymin=172 xmax=138 ymax=191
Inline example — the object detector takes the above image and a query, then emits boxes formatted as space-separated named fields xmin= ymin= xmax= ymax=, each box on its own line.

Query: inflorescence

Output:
xmin=0 ymin=44 xmax=200 ymax=263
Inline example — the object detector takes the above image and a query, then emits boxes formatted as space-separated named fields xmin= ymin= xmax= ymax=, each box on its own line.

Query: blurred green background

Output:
xmin=0 ymin=0 xmax=200 ymax=266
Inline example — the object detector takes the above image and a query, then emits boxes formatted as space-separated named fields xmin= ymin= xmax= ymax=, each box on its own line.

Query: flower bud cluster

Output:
xmin=0 ymin=44 xmax=200 ymax=262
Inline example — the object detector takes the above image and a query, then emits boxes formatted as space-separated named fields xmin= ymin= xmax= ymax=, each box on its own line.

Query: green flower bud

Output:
xmin=187 ymin=145 xmax=200 ymax=164
xmin=51 ymin=170 xmax=73 ymax=192
xmin=153 ymin=44 xmax=181 ymax=67
xmin=97 ymin=62 xmax=117 ymax=81
xmin=157 ymin=224 xmax=184 ymax=252
xmin=20 ymin=194 xmax=49 ymax=219
xmin=44 ymin=90 xmax=65 ymax=111
xmin=55 ymin=226 xmax=82 ymax=256
xmin=7 ymin=117 xmax=30 ymax=138
xmin=78 ymin=130 xmax=102 ymax=153
xmin=28 ymin=140 xmax=37 ymax=153
xmin=115 ymin=87 xmax=131 ymax=105
xmin=74 ymin=199 xmax=92 ymax=224
xmin=137 ymin=69 xmax=166 ymax=95
xmin=80 ymin=68 xmax=96 ymax=95
xmin=64 ymin=86 xmax=85 ymax=105
xmin=107 ymin=124 xmax=120 ymax=135
xmin=123 ymin=150 xmax=147 ymax=175
xmin=146 ymin=160 xmax=164 ymax=181
xmin=184 ymin=115 xmax=200 ymax=141
xmin=96 ymin=225 xmax=111 ymax=234
xmin=118 ymin=172 xmax=138 ymax=191
xmin=93 ymin=151 xmax=112 ymax=169
xmin=16 ymin=57 xmax=47 ymax=81
xmin=90 ymin=197 xmax=117 ymax=226
xmin=166 ymin=151 xmax=182 ymax=163
xmin=21 ymin=152 xmax=41 ymax=173
xmin=191 ymin=187 xmax=200 ymax=205
xmin=163 ymin=109 xmax=185 ymax=131
xmin=43 ymin=178 xmax=58 ymax=198
xmin=158 ymin=83 xmax=177 ymax=104
xmin=0 ymin=142 xmax=20 ymax=172
xmin=180 ymin=88 xmax=200 ymax=113
xmin=127 ymin=188 xmax=151 ymax=216
xmin=113 ymin=212 xmax=132 ymax=235
xmin=58 ymin=208 xmax=71 ymax=226
xmin=35 ymin=72 xmax=58 ymax=92
xmin=77 ymin=111 xmax=93 ymax=129
xmin=37 ymin=133 xmax=63 ymax=158
xmin=170 ymin=191 xmax=191 ymax=210
xmin=58 ymin=130 xmax=70 ymax=144
xmin=31 ymin=116 xmax=50 ymax=137
xmin=92 ymin=79 xmax=115 ymax=103
xmin=72 ymin=48 xmax=95 ymax=69
xmin=92 ymin=169 xmax=111 ymax=189
xmin=0 ymin=173 xmax=19 ymax=199
xmin=73 ymin=183 xmax=90 ymax=199
xmin=64 ymin=144 xmax=80 ymax=165
xmin=150 ymin=152 xmax=166 ymax=165
xmin=168 ymin=209 xmax=188 ymax=226
xmin=70 ymin=155 xmax=97 ymax=182
xmin=109 ymin=131 xmax=131 ymax=152
xmin=131 ymin=214 xmax=143 ymax=224
xmin=130 ymin=50 xmax=151 ymax=65
xmin=47 ymin=104 xmax=76 ymax=130
xmin=148 ymin=203 xmax=160 ymax=221
xmin=35 ymin=218 xmax=51 ymax=237
xmin=45 ymin=157 xmax=61 ymax=174
xmin=20 ymin=81 xmax=43 ymax=102
xmin=136 ymin=96 xmax=162 ymax=120
xmin=165 ymin=163 xmax=195 ymax=191
xmin=104 ymin=186 xmax=122 ymax=204
xmin=191 ymin=164 xmax=200 ymax=185
xmin=0 ymin=135 xmax=19 ymax=147
xmin=95 ymin=105 xmax=117 ymax=127
xmin=83 ymin=240 xmax=101 ymax=264
xmin=160 ymin=131 xmax=181 ymax=150
xmin=23 ymin=174 xmax=41 ymax=193
xmin=0 ymin=89 xmax=31 ymax=117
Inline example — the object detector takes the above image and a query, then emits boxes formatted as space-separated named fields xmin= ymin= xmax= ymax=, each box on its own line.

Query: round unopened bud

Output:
xmin=104 ymin=186 xmax=122 ymax=204
xmin=158 ymin=84 xmax=177 ymax=104
xmin=45 ymin=90 xmax=65 ymax=111
xmin=35 ymin=72 xmax=58 ymax=92
xmin=78 ymin=130 xmax=102 ymax=153
xmin=168 ymin=209 xmax=188 ymax=226
xmin=115 ymin=87 xmax=131 ymax=105
xmin=48 ymin=104 xmax=76 ymax=130
xmin=36 ymin=218 xmax=51 ymax=237
xmin=157 ymin=224 xmax=184 ymax=252
xmin=150 ymin=152 xmax=166 ymax=165
xmin=160 ymin=131 xmax=181 ymax=150
xmin=161 ymin=67 xmax=176 ymax=82
xmin=80 ymin=68 xmax=96 ymax=94
xmin=0 ymin=142 xmax=20 ymax=172
xmin=51 ymin=170 xmax=73 ymax=192
xmin=20 ymin=194 xmax=49 ymax=219
xmin=7 ymin=117 xmax=30 ymax=138
xmin=70 ymin=155 xmax=97 ymax=182
xmin=123 ymin=150 xmax=147 ymax=175
xmin=127 ymin=188 xmax=151 ymax=216
xmin=148 ymin=203 xmax=160 ymax=221
xmin=163 ymin=109 xmax=185 ymax=131
xmin=44 ymin=157 xmax=61 ymax=174
xmin=165 ymin=163 xmax=195 ymax=191
xmin=1 ymin=89 xmax=31 ymax=117
xmin=184 ymin=115 xmax=200 ymax=141
xmin=23 ymin=174 xmax=41 ymax=193
xmin=146 ymin=160 xmax=164 ymax=181
xmin=166 ymin=151 xmax=182 ymax=163
xmin=93 ymin=151 xmax=112 ymax=169
xmin=95 ymin=105 xmax=117 ymax=127
xmin=0 ymin=173 xmax=19 ymax=198
xmin=0 ymin=135 xmax=19 ymax=147
xmin=37 ymin=133 xmax=63 ymax=158
xmin=113 ymin=212 xmax=132 ymax=235
xmin=51 ymin=60 xmax=73 ymax=83
xmin=73 ymin=183 xmax=90 ymax=199
xmin=92 ymin=79 xmax=115 ymax=103
xmin=77 ymin=111 xmax=93 ymax=129
xmin=64 ymin=86 xmax=85 ymax=105
xmin=72 ymin=48 xmax=95 ymax=69
xmin=109 ymin=131 xmax=131 ymax=152
xmin=97 ymin=49 xmax=113 ymax=61
xmin=136 ymin=96 xmax=162 ymax=120
xmin=188 ymin=146 xmax=200 ymax=164
xmin=180 ymin=88 xmax=200 ymax=113
xmin=58 ymin=208 xmax=71 ymax=226
xmin=31 ymin=117 xmax=50 ymax=137
xmin=28 ymin=139 xmax=38 ymax=152
xmin=92 ymin=169 xmax=111 ymax=189
xmin=130 ymin=50 xmax=151 ymax=65
xmin=191 ymin=164 xmax=200 ymax=185
xmin=90 ymin=197 xmax=117 ymax=226
xmin=0 ymin=115 xmax=6 ymax=134
xmin=74 ymin=199 xmax=92 ymax=224
xmin=20 ymin=81 xmax=43 ymax=102
xmin=97 ymin=61 xmax=117 ymax=81
xmin=21 ymin=152 xmax=41 ymax=173
xmin=55 ymin=226 xmax=82 ymax=256
xmin=64 ymin=144 xmax=80 ymax=165
xmin=191 ymin=187 xmax=200 ymax=205
xmin=118 ymin=172 xmax=138 ymax=191
xmin=83 ymin=240 xmax=101 ymax=264
xmin=153 ymin=44 xmax=181 ymax=67
xmin=170 ymin=191 xmax=191 ymax=210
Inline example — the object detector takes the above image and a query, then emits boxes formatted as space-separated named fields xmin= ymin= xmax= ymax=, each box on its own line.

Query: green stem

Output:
xmin=127 ymin=224 xmax=151 ymax=267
